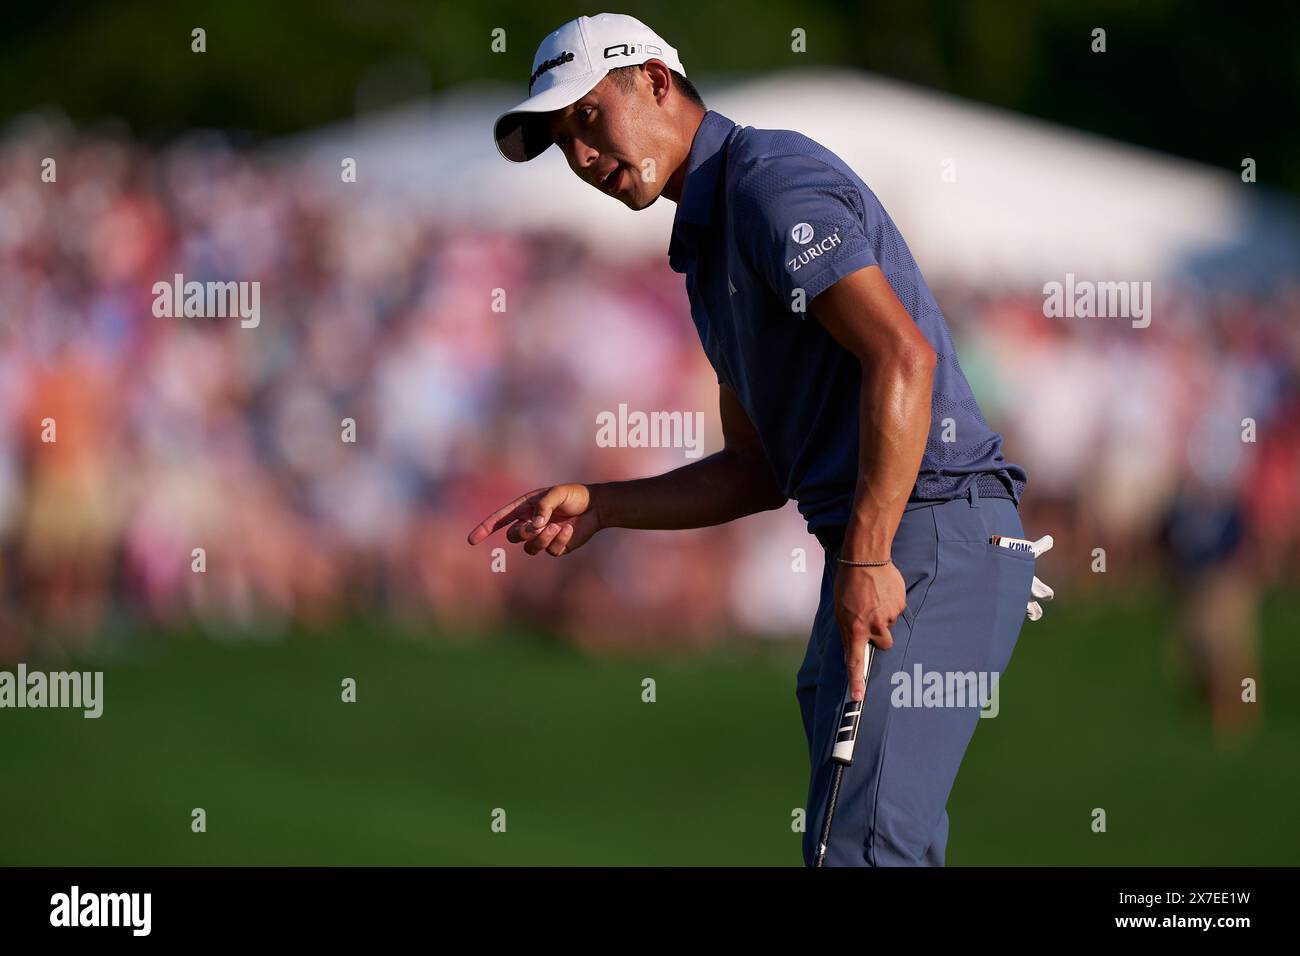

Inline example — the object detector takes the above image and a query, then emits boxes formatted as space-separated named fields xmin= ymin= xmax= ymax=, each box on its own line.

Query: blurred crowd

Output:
xmin=1 ymin=115 xmax=1298 ymax=660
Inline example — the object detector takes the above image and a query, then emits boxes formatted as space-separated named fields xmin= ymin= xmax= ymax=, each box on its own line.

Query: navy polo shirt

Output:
xmin=667 ymin=110 xmax=1028 ymax=535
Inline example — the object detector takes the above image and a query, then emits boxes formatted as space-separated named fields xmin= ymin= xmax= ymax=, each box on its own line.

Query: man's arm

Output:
xmin=811 ymin=264 xmax=936 ymax=700
xmin=810 ymin=265 xmax=937 ymax=562
xmin=467 ymin=384 xmax=786 ymax=557
xmin=590 ymin=382 xmax=788 ymax=530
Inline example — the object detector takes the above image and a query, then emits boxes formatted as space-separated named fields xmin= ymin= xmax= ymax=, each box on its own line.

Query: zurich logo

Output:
xmin=791 ymin=222 xmax=814 ymax=244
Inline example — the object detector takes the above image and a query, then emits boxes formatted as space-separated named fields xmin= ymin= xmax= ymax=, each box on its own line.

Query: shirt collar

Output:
xmin=668 ymin=110 xmax=737 ymax=272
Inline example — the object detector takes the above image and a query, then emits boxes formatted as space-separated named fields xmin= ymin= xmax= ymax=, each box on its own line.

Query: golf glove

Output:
xmin=991 ymin=533 xmax=1055 ymax=621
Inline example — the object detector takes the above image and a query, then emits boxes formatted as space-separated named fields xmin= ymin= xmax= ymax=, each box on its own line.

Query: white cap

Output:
xmin=493 ymin=13 xmax=686 ymax=163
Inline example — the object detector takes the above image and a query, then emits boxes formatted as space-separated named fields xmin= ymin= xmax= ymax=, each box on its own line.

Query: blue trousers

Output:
xmin=797 ymin=484 xmax=1035 ymax=866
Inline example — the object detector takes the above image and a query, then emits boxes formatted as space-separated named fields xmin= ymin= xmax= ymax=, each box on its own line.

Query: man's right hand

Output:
xmin=466 ymin=483 xmax=603 ymax=556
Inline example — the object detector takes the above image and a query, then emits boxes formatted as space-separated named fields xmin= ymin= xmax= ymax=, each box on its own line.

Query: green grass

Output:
xmin=2 ymin=592 xmax=1296 ymax=866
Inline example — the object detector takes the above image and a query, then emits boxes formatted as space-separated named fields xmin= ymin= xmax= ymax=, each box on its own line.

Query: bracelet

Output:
xmin=837 ymin=557 xmax=892 ymax=567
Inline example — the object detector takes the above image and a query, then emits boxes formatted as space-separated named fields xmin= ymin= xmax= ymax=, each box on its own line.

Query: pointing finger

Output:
xmin=467 ymin=490 xmax=544 ymax=545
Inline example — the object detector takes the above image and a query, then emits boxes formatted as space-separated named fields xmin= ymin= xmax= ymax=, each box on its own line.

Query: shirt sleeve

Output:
xmin=733 ymin=154 xmax=879 ymax=312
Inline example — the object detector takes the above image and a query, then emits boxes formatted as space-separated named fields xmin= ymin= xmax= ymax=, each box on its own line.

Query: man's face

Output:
xmin=546 ymin=68 xmax=672 ymax=211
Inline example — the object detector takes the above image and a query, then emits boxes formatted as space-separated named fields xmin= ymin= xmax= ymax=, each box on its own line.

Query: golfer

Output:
xmin=469 ymin=13 xmax=1041 ymax=866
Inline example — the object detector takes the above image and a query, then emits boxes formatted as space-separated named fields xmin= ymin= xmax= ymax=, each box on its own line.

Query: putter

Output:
xmin=815 ymin=643 xmax=875 ymax=868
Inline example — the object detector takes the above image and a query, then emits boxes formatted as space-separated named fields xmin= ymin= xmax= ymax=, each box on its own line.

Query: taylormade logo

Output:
xmin=529 ymin=50 xmax=574 ymax=91
xmin=0 ymin=664 xmax=103 ymax=718
xmin=50 ymin=886 xmax=151 ymax=936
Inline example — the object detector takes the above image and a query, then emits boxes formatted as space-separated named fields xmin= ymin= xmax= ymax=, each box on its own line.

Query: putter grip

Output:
xmin=830 ymin=645 xmax=874 ymax=765
xmin=830 ymin=696 xmax=862 ymax=764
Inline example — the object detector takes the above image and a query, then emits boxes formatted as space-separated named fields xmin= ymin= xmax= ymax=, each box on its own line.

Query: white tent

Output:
xmin=287 ymin=67 xmax=1300 ymax=285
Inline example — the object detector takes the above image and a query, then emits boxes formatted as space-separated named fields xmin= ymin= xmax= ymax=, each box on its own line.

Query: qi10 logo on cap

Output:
xmin=603 ymin=43 xmax=664 ymax=58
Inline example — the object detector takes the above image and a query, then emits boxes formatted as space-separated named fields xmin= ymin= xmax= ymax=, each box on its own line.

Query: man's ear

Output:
xmin=642 ymin=59 xmax=673 ymax=104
